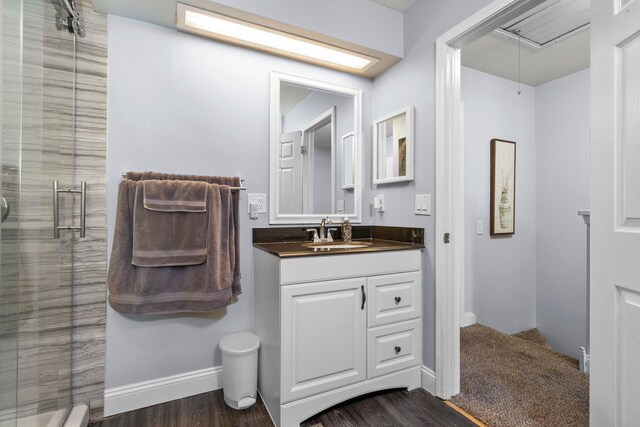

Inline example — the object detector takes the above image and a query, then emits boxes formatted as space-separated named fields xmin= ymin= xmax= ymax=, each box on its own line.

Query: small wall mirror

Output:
xmin=373 ymin=107 xmax=414 ymax=184
xmin=270 ymin=72 xmax=362 ymax=224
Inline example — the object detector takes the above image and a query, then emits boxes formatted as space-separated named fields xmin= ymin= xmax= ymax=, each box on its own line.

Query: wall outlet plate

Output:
xmin=415 ymin=194 xmax=431 ymax=215
xmin=374 ymin=195 xmax=385 ymax=212
xmin=247 ymin=194 xmax=267 ymax=214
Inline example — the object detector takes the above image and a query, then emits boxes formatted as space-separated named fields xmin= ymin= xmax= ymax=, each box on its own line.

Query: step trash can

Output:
xmin=219 ymin=332 xmax=260 ymax=410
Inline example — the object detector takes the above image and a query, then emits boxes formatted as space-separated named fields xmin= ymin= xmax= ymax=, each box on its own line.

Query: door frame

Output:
xmin=302 ymin=107 xmax=336 ymax=214
xmin=434 ymin=0 xmax=546 ymax=399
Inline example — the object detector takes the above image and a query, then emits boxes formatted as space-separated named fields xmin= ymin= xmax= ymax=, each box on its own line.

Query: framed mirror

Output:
xmin=270 ymin=72 xmax=362 ymax=224
xmin=373 ymin=107 xmax=414 ymax=184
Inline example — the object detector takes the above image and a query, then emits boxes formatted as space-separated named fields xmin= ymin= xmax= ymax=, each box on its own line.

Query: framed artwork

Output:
xmin=490 ymin=138 xmax=516 ymax=235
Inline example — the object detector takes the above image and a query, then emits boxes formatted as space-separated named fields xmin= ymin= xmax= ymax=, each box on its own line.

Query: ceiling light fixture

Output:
xmin=176 ymin=3 xmax=378 ymax=73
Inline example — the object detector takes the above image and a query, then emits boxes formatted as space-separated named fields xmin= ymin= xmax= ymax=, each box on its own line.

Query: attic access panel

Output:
xmin=500 ymin=0 xmax=590 ymax=47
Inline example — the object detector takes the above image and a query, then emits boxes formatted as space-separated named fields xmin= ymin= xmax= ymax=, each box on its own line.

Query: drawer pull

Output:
xmin=361 ymin=285 xmax=366 ymax=310
xmin=395 ymin=346 xmax=401 ymax=354
xmin=395 ymin=296 xmax=401 ymax=304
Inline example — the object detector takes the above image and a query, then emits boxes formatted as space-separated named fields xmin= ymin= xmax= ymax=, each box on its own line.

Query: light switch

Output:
xmin=476 ymin=220 xmax=484 ymax=235
xmin=336 ymin=199 xmax=345 ymax=214
xmin=374 ymin=195 xmax=385 ymax=212
xmin=415 ymin=194 xmax=431 ymax=215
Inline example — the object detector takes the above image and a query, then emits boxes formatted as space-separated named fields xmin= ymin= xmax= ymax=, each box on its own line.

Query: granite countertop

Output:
xmin=252 ymin=226 xmax=425 ymax=258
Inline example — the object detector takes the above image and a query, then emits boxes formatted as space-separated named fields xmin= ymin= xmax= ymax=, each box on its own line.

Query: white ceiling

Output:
xmin=462 ymin=0 xmax=590 ymax=86
xmin=367 ymin=0 xmax=418 ymax=12
xmin=280 ymin=84 xmax=312 ymax=116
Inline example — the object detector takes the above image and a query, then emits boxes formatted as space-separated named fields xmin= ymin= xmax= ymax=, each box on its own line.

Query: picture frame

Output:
xmin=490 ymin=138 xmax=516 ymax=235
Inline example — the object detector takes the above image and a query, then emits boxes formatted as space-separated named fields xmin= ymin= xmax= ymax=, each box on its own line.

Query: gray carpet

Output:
xmin=451 ymin=324 xmax=589 ymax=426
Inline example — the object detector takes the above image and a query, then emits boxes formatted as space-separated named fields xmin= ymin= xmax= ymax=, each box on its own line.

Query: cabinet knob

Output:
xmin=395 ymin=296 xmax=401 ymax=304
xmin=395 ymin=346 xmax=401 ymax=354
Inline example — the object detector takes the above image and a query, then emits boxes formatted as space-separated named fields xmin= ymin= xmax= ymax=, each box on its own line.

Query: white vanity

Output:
xmin=253 ymin=230 xmax=423 ymax=426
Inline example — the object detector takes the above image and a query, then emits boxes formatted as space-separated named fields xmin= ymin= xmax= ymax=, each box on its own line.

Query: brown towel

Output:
xmin=143 ymin=179 xmax=208 ymax=212
xmin=108 ymin=173 xmax=241 ymax=315
xmin=132 ymin=180 xmax=209 ymax=267
xmin=127 ymin=172 xmax=241 ymax=295
xmin=131 ymin=180 xmax=210 ymax=267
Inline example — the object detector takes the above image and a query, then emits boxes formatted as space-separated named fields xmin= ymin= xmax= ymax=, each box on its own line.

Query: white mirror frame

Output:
xmin=372 ymin=106 xmax=414 ymax=185
xmin=269 ymin=71 xmax=363 ymax=225
xmin=341 ymin=132 xmax=355 ymax=190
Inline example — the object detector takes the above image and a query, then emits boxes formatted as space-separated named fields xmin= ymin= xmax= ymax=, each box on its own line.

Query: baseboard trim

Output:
xmin=104 ymin=366 xmax=223 ymax=416
xmin=462 ymin=312 xmax=477 ymax=327
xmin=420 ymin=365 xmax=436 ymax=395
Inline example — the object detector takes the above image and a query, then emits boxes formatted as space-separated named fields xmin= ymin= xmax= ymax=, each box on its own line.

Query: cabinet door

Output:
xmin=281 ymin=278 xmax=367 ymax=403
xmin=367 ymin=271 xmax=421 ymax=328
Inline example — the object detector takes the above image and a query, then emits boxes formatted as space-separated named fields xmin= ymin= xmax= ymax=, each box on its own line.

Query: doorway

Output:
xmin=435 ymin=0 xmax=591 ymax=424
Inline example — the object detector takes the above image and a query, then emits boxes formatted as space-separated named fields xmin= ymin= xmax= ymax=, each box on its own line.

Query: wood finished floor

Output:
xmin=90 ymin=388 xmax=476 ymax=427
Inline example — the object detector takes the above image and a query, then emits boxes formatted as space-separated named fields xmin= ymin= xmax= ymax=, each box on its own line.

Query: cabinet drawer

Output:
xmin=367 ymin=319 xmax=421 ymax=379
xmin=367 ymin=272 xmax=421 ymax=327
xmin=280 ymin=250 xmax=421 ymax=284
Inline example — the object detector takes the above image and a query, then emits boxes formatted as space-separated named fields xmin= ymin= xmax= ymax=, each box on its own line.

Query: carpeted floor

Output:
xmin=451 ymin=324 xmax=589 ymax=427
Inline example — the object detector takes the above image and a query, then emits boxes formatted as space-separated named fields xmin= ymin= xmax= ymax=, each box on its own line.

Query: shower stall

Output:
xmin=1 ymin=0 xmax=88 ymax=426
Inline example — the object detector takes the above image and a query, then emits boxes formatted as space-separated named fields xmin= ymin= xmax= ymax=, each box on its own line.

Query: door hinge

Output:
xmin=443 ymin=233 xmax=450 ymax=244
xmin=301 ymin=146 xmax=308 ymax=154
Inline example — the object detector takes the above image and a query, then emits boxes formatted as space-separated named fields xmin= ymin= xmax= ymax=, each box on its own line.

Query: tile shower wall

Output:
xmin=72 ymin=0 xmax=108 ymax=418
xmin=3 ymin=0 xmax=107 ymax=420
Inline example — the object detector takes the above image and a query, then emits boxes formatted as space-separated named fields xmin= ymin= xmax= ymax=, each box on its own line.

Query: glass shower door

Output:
xmin=1 ymin=0 xmax=77 ymax=426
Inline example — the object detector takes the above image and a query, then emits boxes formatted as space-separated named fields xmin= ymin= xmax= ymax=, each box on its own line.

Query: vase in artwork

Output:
xmin=499 ymin=191 xmax=512 ymax=229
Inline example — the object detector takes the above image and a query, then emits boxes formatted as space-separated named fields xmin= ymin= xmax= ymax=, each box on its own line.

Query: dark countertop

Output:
xmin=253 ymin=238 xmax=424 ymax=258
xmin=252 ymin=225 xmax=425 ymax=258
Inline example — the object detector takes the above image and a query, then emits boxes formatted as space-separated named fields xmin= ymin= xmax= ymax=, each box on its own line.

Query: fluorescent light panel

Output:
xmin=178 ymin=4 xmax=377 ymax=72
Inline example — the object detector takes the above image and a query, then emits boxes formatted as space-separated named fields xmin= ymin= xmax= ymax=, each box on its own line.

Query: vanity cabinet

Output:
xmin=254 ymin=249 xmax=422 ymax=427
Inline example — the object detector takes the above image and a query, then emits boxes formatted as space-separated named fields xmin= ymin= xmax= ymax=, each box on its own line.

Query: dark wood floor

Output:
xmin=90 ymin=388 xmax=476 ymax=427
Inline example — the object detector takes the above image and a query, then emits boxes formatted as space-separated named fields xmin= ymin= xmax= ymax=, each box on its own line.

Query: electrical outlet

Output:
xmin=247 ymin=194 xmax=267 ymax=214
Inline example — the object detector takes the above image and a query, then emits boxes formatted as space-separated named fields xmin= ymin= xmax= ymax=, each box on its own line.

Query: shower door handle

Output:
xmin=53 ymin=180 xmax=86 ymax=238
xmin=1 ymin=197 xmax=9 ymax=223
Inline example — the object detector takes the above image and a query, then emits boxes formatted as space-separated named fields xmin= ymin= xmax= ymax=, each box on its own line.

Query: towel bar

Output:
xmin=120 ymin=173 xmax=246 ymax=190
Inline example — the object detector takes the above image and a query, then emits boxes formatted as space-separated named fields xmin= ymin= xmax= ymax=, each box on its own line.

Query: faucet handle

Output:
xmin=306 ymin=228 xmax=320 ymax=243
xmin=326 ymin=228 xmax=335 ymax=242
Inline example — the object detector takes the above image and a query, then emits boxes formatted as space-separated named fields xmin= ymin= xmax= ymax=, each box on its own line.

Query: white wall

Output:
xmin=105 ymin=15 xmax=374 ymax=389
xmin=371 ymin=0 xmax=494 ymax=369
xmin=460 ymin=66 xmax=590 ymax=356
xmin=462 ymin=66 xmax=538 ymax=334
xmin=535 ymin=69 xmax=590 ymax=358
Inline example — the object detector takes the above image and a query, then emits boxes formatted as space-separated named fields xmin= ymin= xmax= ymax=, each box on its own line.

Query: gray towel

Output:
xmin=132 ymin=180 xmax=209 ymax=267
xmin=143 ymin=179 xmax=208 ymax=212
xmin=108 ymin=173 xmax=241 ymax=315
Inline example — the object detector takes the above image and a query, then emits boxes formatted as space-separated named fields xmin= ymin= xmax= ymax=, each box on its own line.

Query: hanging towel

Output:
xmin=143 ymin=179 xmax=208 ymax=212
xmin=107 ymin=173 xmax=241 ymax=315
xmin=128 ymin=171 xmax=242 ymax=296
xmin=132 ymin=180 xmax=209 ymax=267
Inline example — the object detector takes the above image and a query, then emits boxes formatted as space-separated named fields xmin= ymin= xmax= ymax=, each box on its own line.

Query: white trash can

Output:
xmin=219 ymin=332 xmax=260 ymax=410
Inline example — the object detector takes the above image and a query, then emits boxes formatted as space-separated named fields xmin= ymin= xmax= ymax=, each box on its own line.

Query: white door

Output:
xmin=591 ymin=0 xmax=640 ymax=424
xmin=281 ymin=278 xmax=367 ymax=403
xmin=278 ymin=131 xmax=303 ymax=214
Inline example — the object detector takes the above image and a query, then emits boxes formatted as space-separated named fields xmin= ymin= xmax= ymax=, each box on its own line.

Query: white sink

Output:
xmin=303 ymin=242 xmax=373 ymax=250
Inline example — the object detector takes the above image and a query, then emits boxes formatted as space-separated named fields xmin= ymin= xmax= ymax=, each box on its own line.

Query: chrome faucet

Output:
xmin=320 ymin=217 xmax=333 ymax=242
xmin=306 ymin=217 xmax=334 ymax=243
